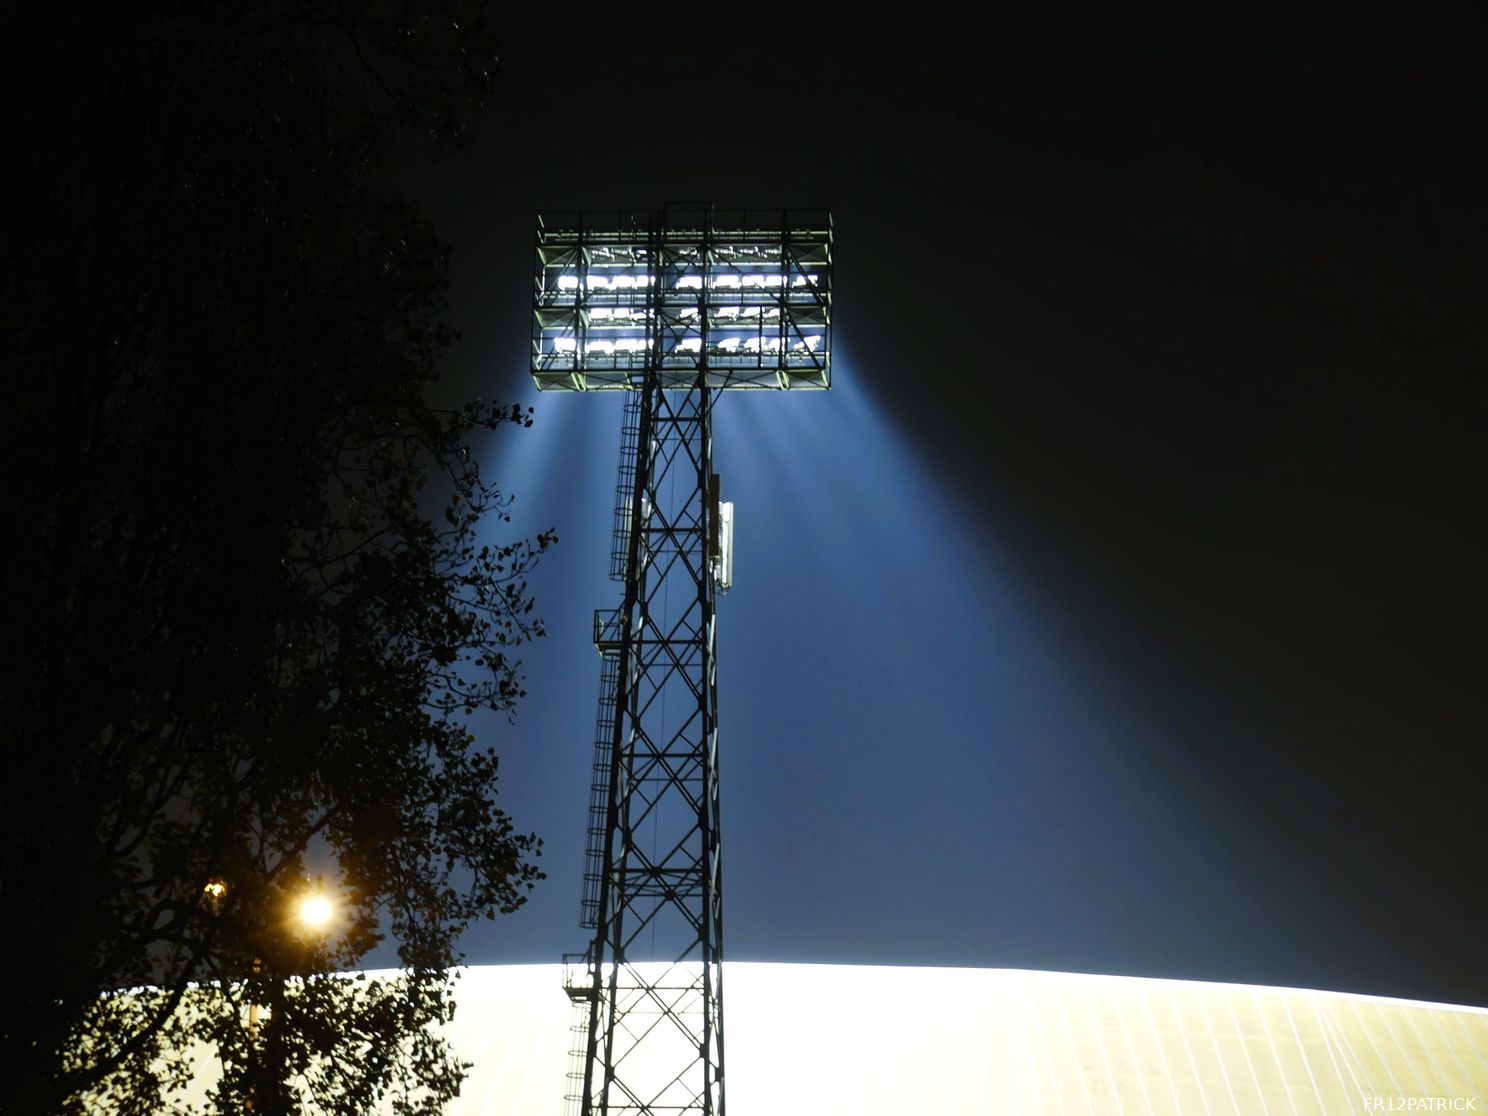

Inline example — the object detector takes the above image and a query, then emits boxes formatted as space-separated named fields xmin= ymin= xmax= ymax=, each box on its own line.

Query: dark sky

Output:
xmin=404 ymin=15 xmax=1487 ymax=1006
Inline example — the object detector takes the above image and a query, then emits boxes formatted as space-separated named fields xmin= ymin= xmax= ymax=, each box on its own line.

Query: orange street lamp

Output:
xmin=294 ymin=893 xmax=335 ymax=934
xmin=203 ymin=880 xmax=341 ymax=1110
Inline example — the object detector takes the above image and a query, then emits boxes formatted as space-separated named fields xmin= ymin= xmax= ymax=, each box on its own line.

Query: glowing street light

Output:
xmin=199 ymin=878 xmax=341 ymax=1108
xmin=295 ymin=893 xmax=335 ymax=934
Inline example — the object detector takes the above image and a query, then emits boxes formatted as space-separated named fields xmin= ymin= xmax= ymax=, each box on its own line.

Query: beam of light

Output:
xmin=711 ymin=353 xmax=1342 ymax=977
xmin=401 ymin=374 xmax=631 ymax=970
xmin=451 ymin=336 xmax=1358 ymax=991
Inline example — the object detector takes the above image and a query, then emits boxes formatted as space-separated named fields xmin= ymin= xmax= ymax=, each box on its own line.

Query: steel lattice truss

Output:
xmin=565 ymin=378 xmax=723 ymax=1116
xmin=535 ymin=207 xmax=832 ymax=1116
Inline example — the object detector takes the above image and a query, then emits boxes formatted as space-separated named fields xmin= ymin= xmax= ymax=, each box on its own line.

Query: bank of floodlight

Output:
xmin=532 ymin=208 xmax=832 ymax=392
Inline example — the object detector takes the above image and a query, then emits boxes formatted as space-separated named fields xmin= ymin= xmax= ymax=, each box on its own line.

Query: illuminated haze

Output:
xmin=402 ymin=25 xmax=1488 ymax=1007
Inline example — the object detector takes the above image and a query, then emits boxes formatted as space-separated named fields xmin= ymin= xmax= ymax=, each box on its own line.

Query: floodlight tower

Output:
xmin=532 ymin=206 xmax=832 ymax=1116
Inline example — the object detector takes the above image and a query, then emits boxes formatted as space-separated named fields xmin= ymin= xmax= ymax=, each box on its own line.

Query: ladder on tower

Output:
xmin=562 ymin=950 xmax=596 ymax=1116
xmin=609 ymin=393 xmax=642 ymax=581
xmin=580 ymin=610 xmax=624 ymax=929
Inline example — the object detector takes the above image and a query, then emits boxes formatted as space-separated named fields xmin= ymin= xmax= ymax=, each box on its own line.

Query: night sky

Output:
xmin=402 ymin=18 xmax=1487 ymax=1006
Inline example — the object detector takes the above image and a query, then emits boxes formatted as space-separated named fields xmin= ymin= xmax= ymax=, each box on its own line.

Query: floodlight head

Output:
xmin=712 ymin=501 xmax=734 ymax=593
xmin=531 ymin=208 xmax=832 ymax=391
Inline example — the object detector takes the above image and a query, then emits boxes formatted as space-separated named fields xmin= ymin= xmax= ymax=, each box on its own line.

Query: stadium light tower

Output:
xmin=533 ymin=206 xmax=833 ymax=1116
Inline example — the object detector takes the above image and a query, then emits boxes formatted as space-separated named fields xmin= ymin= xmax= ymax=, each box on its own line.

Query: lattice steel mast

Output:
xmin=531 ymin=206 xmax=832 ymax=1116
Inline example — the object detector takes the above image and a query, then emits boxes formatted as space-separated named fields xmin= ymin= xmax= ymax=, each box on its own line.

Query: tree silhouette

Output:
xmin=1 ymin=5 xmax=548 ymax=1112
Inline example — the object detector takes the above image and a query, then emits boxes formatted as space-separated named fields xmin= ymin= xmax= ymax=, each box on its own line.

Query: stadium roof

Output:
xmin=446 ymin=963 xmax=1488 ymax=1115
xmin=167 ymin=963 xmax=1487 ymax=1114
